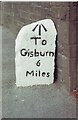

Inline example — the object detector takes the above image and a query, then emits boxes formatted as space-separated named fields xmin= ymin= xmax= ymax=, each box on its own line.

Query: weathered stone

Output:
xmin=15 ymin=19 xmax=57 ymax=87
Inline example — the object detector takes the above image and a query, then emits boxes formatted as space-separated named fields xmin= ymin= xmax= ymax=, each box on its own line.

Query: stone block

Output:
xmin=57 ymin=41 xmax=63 ymax=54
xmin=69 ymin=21 xmax=76 ymax=45
xmin=50 ymin=6 xmax=60 ymax=19
xmin=69 ymin=58 xmax=77 ymax=77
xmin=62 ymin=72 xmax=71 ymax=91
xmin=69 ymin=6 xmax=77 ymax=21
xmin=57 ymin=21 xmax=69 ymax=45
xmin=57 ymin=68 xmax=63 ymax=82
xmin=40 ymin=2 xmax=51 ymax=9
xmin=70 ymin=76 xmax=77 ymax=91
xmin=62 ymin=43 xmax=69 ymax=57
xmin=57 ymin=53 xmax=62 ymax=69
xmin=62 ymin=55 xmax=70 ymax=75
xmin=15 ymin=19 xmax=57 ymax=87
xmin=69 ymin=44 xmax=77 ymax=58
xmin=50 ymin=2 xmax=69 ymax=7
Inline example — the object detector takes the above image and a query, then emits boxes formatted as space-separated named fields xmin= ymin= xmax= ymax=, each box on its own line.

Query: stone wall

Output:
xmin=1 ymin=2 xmax=78 ymax=91
xmin=69 ymin=3 xmax=78 ymax=91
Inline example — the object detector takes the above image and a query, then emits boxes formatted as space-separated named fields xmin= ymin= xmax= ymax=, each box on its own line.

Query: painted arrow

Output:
xmin=32 ymin=24 xmax=47 ymax=36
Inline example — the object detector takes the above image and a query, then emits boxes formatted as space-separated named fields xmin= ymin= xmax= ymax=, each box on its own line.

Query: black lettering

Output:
xmin=40 ymin=52 xmax=45 ymax=56
xmin=20 ymin=49 xmax=28 ymax=56
xmin=42 ymin=72 xmax=46 ymax=77
xmin=36 ymin=60 xmax=41 ymax=67
xmin=29 ymin=51 xmax=33 ymax=57
xmin=30 ymin=37 xmax=41 ymax=45
xmin=46 ymin=72 xmax=50 ymax=77
xmin=26 ymin=71 xmax=34 ymax=76
xmin=34 ymin=49 xmax=39 ymax=57
xmin=49 ymin=52 xmax=54 ymax=57
xmin=42 ymin=40 xmax=47 ymax=45
xmin=39 ymin=70 xmax=40 ymax=76
xmin=46 ymin=51 xmax=49 ymax=56
xmin=35 ymin=70 xmax=37 ymax=77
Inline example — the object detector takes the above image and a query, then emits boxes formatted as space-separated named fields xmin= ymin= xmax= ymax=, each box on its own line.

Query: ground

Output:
xmin=1 ymin=26 xmax=76 ymax=118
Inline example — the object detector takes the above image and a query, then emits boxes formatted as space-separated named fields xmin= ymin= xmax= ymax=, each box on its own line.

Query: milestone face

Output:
xmin=15 ymin=19 xmax=57 ymax=87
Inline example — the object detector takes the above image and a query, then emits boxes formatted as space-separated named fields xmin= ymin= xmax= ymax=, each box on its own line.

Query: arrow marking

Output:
xmin=41 ymin=24 xmax=47 ymax=32
xmin=39 ymin=25 xmax=41 ymax=36
xmin=32 ymin=24 xmax=38 ymax=32
xmin=32 ymin=24 xmax=47 ymax=36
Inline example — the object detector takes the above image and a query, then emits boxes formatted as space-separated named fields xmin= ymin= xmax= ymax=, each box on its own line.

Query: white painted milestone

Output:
xmin=15 ymin=19 xmax=57 ymax=87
